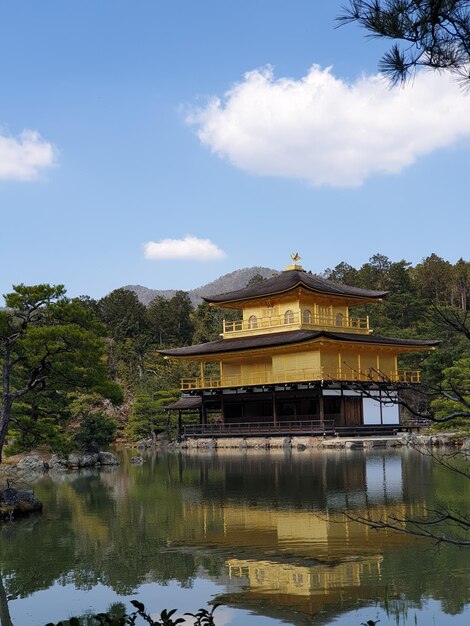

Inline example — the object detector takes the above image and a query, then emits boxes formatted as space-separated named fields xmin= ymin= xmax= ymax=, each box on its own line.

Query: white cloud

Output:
xmin=0 ymin=129 xmax=56 ymax=181
xmin=187 ymin=65 xmax=470 ymax=187
xmin=144 ymin=235 xmax=226 ymax=261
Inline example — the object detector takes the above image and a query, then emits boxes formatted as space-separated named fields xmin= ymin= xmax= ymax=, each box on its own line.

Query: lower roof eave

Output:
xmin=160 ymin=330 xmax=439 ymax=361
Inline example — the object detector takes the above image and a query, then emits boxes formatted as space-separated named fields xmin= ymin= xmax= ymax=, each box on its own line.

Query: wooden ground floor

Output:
xmin=182 ymin=421 xmax=417 ymax=438
xmin=169 ymin=382 xmax=406 ymax=438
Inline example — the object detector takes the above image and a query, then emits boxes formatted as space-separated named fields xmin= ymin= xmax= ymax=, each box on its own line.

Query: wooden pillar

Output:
xmin=319 ymin=394 xmax=324 ymax=424
xmin=272 ymin=390 xmax=278 ymax=426
xmin=200 ymin=361 xmax=205 ymax=386
xmin=340 ymin=388 xmax=345 ymax=426
xmin=201 ymin=395 xmax=206 ymax=425
xmin=221 ymin=394 xmax=225 ymax=424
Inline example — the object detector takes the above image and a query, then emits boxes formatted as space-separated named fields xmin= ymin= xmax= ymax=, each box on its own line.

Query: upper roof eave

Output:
xmin=202 ymin=270 xmax=388 ymax=306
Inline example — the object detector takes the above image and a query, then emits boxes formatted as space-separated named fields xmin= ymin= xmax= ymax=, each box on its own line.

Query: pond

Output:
xmin=0 ymin=447 xmax=469 ymax=626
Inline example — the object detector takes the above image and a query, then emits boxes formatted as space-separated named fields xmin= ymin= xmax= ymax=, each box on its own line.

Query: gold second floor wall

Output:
xmin=188 ymin=343 xmax=409 ymax=390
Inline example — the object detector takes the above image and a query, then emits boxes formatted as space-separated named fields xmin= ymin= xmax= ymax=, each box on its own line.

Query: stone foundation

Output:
xmin=178 ymin=432 xmax=468 ymax=451
xmin=181 ymin=435 xmax=390 ymax=450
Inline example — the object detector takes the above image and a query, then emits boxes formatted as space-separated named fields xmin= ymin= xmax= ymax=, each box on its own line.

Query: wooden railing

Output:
xmin=223 ymin=311 xmax=369 ymax=335
xmin=180 ymin=369 xmax=421 ymax=390
xmin=184 ymin=419 xmax=335 ymax=437
xmin=183 ymin=421 xmax=429 ymax=438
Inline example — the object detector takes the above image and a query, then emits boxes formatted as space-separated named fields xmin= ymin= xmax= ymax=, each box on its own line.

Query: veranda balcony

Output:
xmin=180 ymin=368 xmax=421 ymax=390
xmin=222 ymin=311 xmax=370 ymax=337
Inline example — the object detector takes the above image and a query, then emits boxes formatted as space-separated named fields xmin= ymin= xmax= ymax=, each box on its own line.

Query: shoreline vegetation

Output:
xmin=1 ymin=431 xmax=467 ymax=478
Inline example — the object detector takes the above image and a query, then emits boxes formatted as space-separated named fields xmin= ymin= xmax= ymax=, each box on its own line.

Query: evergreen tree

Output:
xmin=192 ymin=303 xmax=224 ymax=344
xmin=357 ymin=253 xmax=392 ymax=291
xmin=323 ymin=261 xmax=359 ymax=286
xmin=147 ymin=291 xmax=194 ymax=347
xmin=413 ymin=254 xmax=454 ymax=305
xmin=0 ymin=285 xmax=122 ymax=462
xmin=169 ymin=291 xmax=194 ymax=345
xmin=98 ymin=289 xmax=151 ymax=387
xmin=452 ymin=258 xmax=470 ymax=310
xmin=431 ymin=357 xmax=470 ymax=429
xmin=98 ymin=289 xmax=149 ymax=343
xmin=128 ymin=389 xmax=181 ymax=441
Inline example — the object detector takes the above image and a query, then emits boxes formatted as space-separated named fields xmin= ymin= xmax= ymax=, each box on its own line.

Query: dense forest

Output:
xmin=1 ymin=253 xmax=469 ymax=457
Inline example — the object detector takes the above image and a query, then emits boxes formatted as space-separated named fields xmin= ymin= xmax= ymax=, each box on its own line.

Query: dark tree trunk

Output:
xmin=166 ymin=412 xmax=171 ymax=439
xmin=0 ymin=401 xmax=12 ymax=464
xmin=177 ymin=411 xmax=182 ymax=441
xmin=0 ymin=343 xmax=12 ymax=464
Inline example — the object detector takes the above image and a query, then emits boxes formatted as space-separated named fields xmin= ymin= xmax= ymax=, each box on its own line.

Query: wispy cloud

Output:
xmin=0 ymin=129 xmax=56 ymax=181
xmin=187 ymin=65 xmax=470 ymax=187
xmin=144 ymin=235 xmax=226 ymax=261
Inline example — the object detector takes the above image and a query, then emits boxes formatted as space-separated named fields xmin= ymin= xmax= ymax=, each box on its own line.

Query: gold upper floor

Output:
xmin=221 ymin=293 xmax=372 ymax=339
xmin=223 ymin=308 xmax=369 ymax=337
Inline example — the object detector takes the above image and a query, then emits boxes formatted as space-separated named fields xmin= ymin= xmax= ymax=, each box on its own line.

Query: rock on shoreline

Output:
xmin=0 ymin=485 xmax=43 ymax=520
xmin=50 ymin=451 xmax=121 ymax=470
xmin=0 ymin=451 xmax=120 ymax=478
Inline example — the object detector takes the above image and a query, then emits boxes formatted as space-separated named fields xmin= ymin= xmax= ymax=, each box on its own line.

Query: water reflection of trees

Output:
xmin=0 ymin=450 xmax=468 ymax=625
xmin=0 ymin=460 xmax=224 ymax=601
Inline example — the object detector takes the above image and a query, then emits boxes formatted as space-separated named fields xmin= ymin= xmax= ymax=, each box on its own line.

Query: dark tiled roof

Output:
xmin=165 ymin=396 xmax=202 ymax=410
xmin=326 ymin=332 xmax=439 ymax=347
xmin=159 ymin=330 xmax=439 ymax=358
xmin=203 ymin=269 xmax=387 ymax=304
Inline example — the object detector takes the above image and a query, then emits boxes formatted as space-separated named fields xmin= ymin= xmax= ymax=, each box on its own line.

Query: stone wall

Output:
xmin=178 ymin=433 xmax=469 ymax=451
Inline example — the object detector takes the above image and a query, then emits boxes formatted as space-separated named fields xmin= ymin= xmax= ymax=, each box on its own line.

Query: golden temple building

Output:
xmin=160 ymin=258 xmax=438 ymax=436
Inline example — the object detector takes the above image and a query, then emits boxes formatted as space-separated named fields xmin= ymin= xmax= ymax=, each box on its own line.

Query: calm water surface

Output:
xmin=0 ymin=448 xmax=469 ymax=626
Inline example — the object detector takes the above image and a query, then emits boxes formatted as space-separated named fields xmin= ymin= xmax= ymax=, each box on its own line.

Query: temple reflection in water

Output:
xmin=165 ymin=449 xmax=436 ymax=622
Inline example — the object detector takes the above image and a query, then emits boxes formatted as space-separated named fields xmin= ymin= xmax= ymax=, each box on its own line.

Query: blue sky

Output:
xmin=1 ymin=0 xmax=469 ymax=300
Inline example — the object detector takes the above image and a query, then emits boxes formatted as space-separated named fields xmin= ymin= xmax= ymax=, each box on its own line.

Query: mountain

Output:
xmin=121 ymin=266 xmax=278 ymax=306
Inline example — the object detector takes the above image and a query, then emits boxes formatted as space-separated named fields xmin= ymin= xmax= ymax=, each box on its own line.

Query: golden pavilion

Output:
xmin=160 ymin=257 xmax=438 ymax=436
